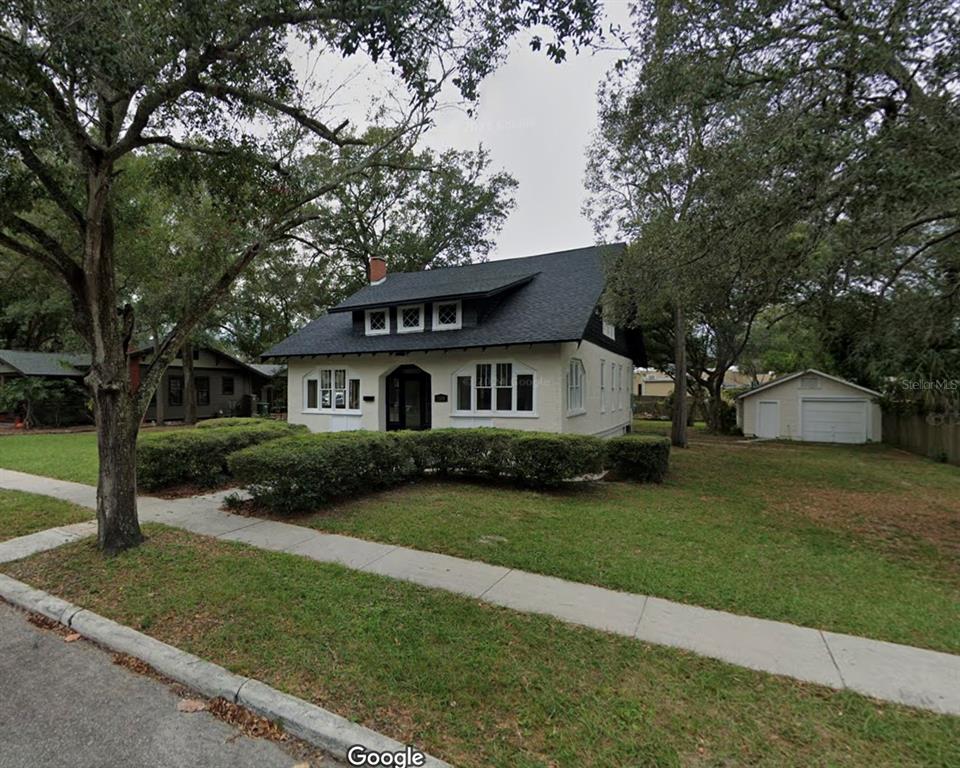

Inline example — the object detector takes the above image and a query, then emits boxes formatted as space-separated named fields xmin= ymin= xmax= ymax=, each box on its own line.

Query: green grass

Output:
xmin=0 ymin=432 xmax=100 ymax=485
xmin=300 ymin=438 xmax=960 ymax=653
xmin=0 ymin=489 xmax=92 ymax=541
xmin=4 ymin=526 xmax=957 ymax=768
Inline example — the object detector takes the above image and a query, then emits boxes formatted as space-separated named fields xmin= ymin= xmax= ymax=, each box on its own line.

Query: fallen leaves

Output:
xmin=208 ymin=697 xmax=287 ymax=742
xmin=64 ymin=632 xmax=81 ymax=643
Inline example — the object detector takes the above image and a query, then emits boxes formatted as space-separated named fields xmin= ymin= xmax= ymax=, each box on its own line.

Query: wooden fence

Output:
xmin=882 ymin=411 xmax=960 ymax=466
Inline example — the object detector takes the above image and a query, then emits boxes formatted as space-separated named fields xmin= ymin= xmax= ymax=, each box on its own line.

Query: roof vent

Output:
xmin=368 ymin=256 xmax=387 ymax=285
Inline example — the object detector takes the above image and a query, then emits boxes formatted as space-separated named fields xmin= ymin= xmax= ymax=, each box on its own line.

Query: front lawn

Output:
xmin=295 ymin=438 xmax=960 ymax=653
xmin=0 ymin=489 xmax=92 ymax=541
xmin=3 ymin=526 xmax=957 ymax=768
xmin=0 ymin=432 xmax=99 ymax=484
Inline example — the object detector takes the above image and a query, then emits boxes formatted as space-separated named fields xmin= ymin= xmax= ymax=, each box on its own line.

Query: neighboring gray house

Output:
xmin=263 ymin=245 xmax=646 ymax=436
xmin=0 ymin=349 xmax=89 ymax=384
xmin=139 ymin=345 xmax=275 ymax=422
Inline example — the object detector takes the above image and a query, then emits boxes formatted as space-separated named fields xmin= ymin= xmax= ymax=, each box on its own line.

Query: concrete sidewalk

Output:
xmin=2 ymin=467 xmax=959 ymax=716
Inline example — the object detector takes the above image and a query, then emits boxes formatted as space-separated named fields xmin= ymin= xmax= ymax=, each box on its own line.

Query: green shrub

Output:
xmin=229 ymin=427 xmax=614 ymax=512
xmin=227 ymin=431 xmax=411 ymax=514
xmin=137 ymin=421 xmax=301 ymax=490
xmin=196 ymin=417 xmax=293 ymax=430
xmin=409 ymin=428 xmax=520 ymax=478
xmin=605 ymin=434 xmax=670 ymax=482
xmin=511 ymin=433 xmax=605 ymax=488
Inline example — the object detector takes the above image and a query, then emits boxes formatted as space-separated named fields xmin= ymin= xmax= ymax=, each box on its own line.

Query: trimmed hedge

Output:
xmin=227 ymin=427 xmax=645 ymax=513
xmin=196 ymin=417 xmax=280 ymax=430
xmin=137 ymin=421 xmax=305 ymax=490
xmin=605 ymin=434 xmax=671 ymax=483
xmin=226 ymin=432 xmax=413 ymax=514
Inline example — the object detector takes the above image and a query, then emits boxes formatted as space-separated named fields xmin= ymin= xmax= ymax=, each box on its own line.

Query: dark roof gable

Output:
xmin=263 ymin=244 xmax=637 ymax=360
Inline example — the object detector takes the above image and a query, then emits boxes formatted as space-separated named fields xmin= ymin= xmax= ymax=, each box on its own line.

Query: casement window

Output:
xmin=398 ymin=304 xmax=424 ymax=333
xmin=454 ymin=361 xmax=535 ymax=415
xmin=433 ymin=299 xmax=462 ymax=330
xmin=600 ymin=359 xmax=606 ymax=412
xmin=303 ymin=367 xmax=361 ymax=413
xmin=196 ymin=376 xmax=210 ymax=406
xmin=168 ymin=375 xmax=183 ymax=406
xmin=221 ymin=376 xmax=234 ymax=395
xmin=602 ymin=319 xmax=616 ymax=339
xmin=567 ymin=358 xmax=585 ymax=415
xmin=365 ymin=308 xmax=390 ymax=335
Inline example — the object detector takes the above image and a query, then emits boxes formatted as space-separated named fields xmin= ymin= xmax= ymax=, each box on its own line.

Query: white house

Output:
xmin=736 ymin=369 xmax=882 ymax=444
xmin=263 ymin=245 xmax=644 ymax=436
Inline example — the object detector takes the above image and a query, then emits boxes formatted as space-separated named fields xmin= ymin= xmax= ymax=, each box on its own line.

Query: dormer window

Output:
xmin=433 ymin=300 xmax=461 ymax=330
xmin=398 ymin=304 xmax=424 ymax=333
xmin=365 ymin=308 xmax=390 ymax=335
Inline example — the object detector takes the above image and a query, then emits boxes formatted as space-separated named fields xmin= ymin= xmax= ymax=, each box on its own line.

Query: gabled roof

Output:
xmin=132 ymin=344 xmax=273 ymax=381
xmin=262 ymin=244 xmax=628 ymax=359
xmin=0 ymin=349 xmax=89 ymax=378
xmin=736 ymin=368 xmax=880 ymax=399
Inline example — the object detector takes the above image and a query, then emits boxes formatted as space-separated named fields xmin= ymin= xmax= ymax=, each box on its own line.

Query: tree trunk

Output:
xmin=671 ymin=302 xmax=688 ymax=448
xmin=182 ymin=339 xmax=197 ymax=425
xmin=93 ymin=384 xmax=144 ymax=554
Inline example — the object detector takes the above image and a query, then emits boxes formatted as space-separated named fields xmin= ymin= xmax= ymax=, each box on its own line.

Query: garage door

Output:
xmin=801 ymin=399 xmax=867 ymax=444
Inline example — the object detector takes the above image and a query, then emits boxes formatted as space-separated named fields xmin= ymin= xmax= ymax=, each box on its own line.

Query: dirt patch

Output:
xmin=772 ymin=485 xmax=960 ymax=567
xmin=150 ymin=480 xmax=238 ymax=500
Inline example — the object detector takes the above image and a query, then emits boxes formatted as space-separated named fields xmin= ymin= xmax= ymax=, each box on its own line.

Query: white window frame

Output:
xmin=600 ymin=358 xmax=606 ymax=412
xmin=302 ymin=366 xmax=362 ymax=414
xmin=432 ymin=299 xmax=462 ymax=331
xmin=567 ymin=358 xmax=586 ymax=416
xmin=451 ymin=360 xmax=537 ymax=417
xmin=364 ymin=308 xmax=390 ymax=336
xmin=397 ymin=303 xmax=424 ymax=333
xmin=602 ymin=319 xmax=616 ymax=339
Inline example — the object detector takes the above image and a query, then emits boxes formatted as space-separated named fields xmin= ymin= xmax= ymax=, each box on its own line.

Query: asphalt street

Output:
xmin=0 ymin=600 xmax=324 ymax=767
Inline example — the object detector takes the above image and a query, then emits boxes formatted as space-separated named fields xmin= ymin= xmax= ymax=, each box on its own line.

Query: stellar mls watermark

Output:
xmin=899 ymin=378 xmax=959 ymax=393
xmin=346 ymin=744 xmax=427 ymax=767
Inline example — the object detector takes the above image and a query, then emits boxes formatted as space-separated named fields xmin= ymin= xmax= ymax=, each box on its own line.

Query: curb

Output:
xmin=0 ymin=574 xmax=451 ymax=767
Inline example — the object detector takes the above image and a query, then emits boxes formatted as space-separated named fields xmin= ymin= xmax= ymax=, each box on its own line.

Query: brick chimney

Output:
xmin=368 ymin=256 xmax=387 ymax=284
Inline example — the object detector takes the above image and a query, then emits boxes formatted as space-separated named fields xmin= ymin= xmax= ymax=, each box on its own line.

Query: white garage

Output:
xmin=736 ymin=369 xmax=881 ymax=444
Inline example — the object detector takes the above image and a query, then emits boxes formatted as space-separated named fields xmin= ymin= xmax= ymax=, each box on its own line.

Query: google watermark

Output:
xmin=347 ymin=744 xmax=427 ymax=767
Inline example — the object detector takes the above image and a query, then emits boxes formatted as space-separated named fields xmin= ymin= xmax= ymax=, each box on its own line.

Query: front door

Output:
xmin=386 ymin=366 xmax=431 ymax=431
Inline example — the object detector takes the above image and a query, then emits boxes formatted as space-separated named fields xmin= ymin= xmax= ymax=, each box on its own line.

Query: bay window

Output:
xmin=454 ymin=361 xmax=535 ymax=415
xmin=303 ymin=367 xmax=361 ymax=413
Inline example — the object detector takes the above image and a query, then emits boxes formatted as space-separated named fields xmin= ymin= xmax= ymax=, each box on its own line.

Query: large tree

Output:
xmin=213 ymin=129 xmax=517 ymax=358
xmin=0 ymin=0 xmax=600 ymax=553
xmin=588 ymin=0 xmax=959 ymax=440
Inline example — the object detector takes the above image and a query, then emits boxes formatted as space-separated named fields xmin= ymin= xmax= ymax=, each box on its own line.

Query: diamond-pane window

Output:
xmin=368 ymin=311 xmax=386 ymax=330
xmin=437 ymin=303 xmax=458 ymax=326
xmin=402 ymin=306 xmax=421 ymax=328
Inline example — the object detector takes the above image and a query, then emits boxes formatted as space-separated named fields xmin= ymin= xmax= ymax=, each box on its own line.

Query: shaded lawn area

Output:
xmin=0 ymin=489 xmax=92 ymax=541
xmin=296 ymin=438 xmax=960 ymax=654
xmin=3 ymin=527 xmax=958 ymax=768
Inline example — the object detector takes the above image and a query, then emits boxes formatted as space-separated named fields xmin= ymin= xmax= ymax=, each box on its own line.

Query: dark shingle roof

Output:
xmin=263 ymin=244 xmax=625 ymax=358
xmin=332 ymin=268 xmax=539 ymax=311
xmin=0 ymin=349 xmax=89 ymax=377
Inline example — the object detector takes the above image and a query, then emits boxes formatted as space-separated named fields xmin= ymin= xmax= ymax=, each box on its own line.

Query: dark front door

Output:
xmin=386 ymin=365 xmax=431 ymax=431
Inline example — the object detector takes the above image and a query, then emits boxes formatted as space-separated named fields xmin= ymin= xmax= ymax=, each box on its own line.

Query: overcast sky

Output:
xmin=300 ymin=1 xmax=633 ymax=261
xmin=425 ymin=1 xmax=632 ymax=259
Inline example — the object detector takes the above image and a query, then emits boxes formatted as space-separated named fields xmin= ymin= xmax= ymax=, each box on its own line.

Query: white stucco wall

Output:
xmin=739 ymin=373 xmax=882 ymax=442
xmin=285 ymin=339 xmax=633 ymax=436
xmin=560 ymin=340 xmax=633 ymax=437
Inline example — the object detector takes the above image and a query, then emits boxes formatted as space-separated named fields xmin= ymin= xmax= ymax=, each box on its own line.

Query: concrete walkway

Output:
xmin=2 ymin=467 xmax=959 ymax=717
